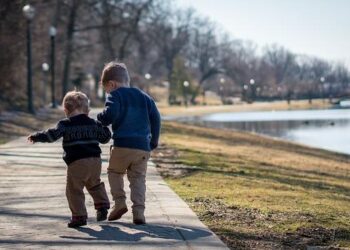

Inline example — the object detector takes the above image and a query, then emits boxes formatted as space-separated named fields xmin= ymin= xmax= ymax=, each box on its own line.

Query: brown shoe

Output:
xmin=108 ymin=205 xmax=128 ymax=221
xmin=133 ymin=210 xmax=146 ymax=225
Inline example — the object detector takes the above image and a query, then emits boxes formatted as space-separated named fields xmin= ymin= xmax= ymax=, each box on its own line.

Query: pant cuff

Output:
xmin=94 ymin=202 xmax=110 ymax=210
xmin=71 ymin=215 xmax=87 ymax=221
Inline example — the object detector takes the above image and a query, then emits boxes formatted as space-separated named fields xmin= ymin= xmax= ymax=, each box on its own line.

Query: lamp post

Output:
xmin=320 ymin=76 xmax=325 ymax=103
xmin=277 ymin=86 xmax=282 ymax=100
xmin=219 ymin=78 xmax=225 ymax=103
xmin=41 ymin=63 xmax=49 ymax=105
xmin=144 ymin=73 xmax=151 ymax=93
xmin=183 ymin=81 xmax=189 ymax=107
xmin=22 ymin=4 xmax=35 ymax=114
xmin=243 ymin=84 xmax=248 ymax=102
xmin=249 ymin=78 xmax=255 ymax=102
xmin=49 ymin=26 xmax=57 ymax=108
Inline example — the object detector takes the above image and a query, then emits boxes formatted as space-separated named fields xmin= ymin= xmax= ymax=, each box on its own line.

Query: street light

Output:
xmin=183 ymin=81 xmax=189 ymax=107
xmin=42 ymin=63 xmax=50 ymax=71
xmin=144 ymin=73 xmax=151 ymax=92
xmin=49 ymin=26 xmax=57 ymax=108
xmin=42 ymin=63 xmax=50 ymax=105
xmin=249 ymin=79 xmax=256 ymax=102
xmin=242 ymin=84 xmax=248 ymax=102
xmin=320 ymin=77 xmax=325 ymax=103
xmin=145 ymin=73 xmax=151 ymax=80
xmin=23 ymin=4 xmax=35 ymax=114
xmin=219 ymin=78 xmax=225 ymax=102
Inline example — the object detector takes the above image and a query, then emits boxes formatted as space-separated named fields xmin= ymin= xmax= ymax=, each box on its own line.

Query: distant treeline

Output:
xmin=1 ymin=0 xmax=349 ymax=111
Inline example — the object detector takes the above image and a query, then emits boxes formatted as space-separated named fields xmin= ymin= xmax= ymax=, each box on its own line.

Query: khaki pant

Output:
xmin=66 ymin=157 xmax=110 ymax=217
xmin=108 ymin=147 xmax=150 ymax=213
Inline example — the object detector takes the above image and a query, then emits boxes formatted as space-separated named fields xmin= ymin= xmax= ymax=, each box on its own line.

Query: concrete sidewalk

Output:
xmin=0 ymin=137 xmax=228 ymax=249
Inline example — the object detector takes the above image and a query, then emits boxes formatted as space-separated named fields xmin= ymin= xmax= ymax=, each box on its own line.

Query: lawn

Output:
xmin=154 ymin=121 xmax=350 ymax=249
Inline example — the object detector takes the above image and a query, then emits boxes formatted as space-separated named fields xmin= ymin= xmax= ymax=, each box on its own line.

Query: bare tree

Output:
xmin=190 ymin=18 xmax=221 ymax=83
xmin=61 ymin=0 xmax=83 ymax=100
xmin=310 ymin=58 xmax=332 ymax=101
xmin=263 ymin=45 xmax=297 ymax=103
xmin=148 ymin=7 xmax=194 ymax=103
xmin=221 ymin=39 xmax=257 ymax=101
xmin=187 ymin=18 xmax=223 ymax=103
xmin=0 ymin=0 xmax=26 ymax=110
xmin=1 ymin=0 xmax=350 ymax=111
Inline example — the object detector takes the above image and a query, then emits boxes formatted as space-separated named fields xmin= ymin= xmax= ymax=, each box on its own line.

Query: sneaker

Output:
xmin=133 ymin=210 xmax=146 ymax=225
xmin=67 ymin=216 xmax=87 ymax=228
xmin=96 ymin=208 xmax=108 ymax=222
xmin=108 ymin=205 xmax=128 ymax=221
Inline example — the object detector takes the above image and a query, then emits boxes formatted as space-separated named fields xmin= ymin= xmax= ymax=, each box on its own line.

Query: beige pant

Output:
xmin=66 ymin=157 xmax=110 ymax=217
xmin=108 ymin=147 xmax=150 ymax=213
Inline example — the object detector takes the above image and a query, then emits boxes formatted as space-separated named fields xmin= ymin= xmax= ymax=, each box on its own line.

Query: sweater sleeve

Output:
xmin=97 ymin=94 xmax=120 ymax=126
xmin=148 ymin=99 xmax=161 ymax=150
xmin=96 ymin=121 xmax=112 ymax=144
xmin=30 ymin=121 xmax=65 ymax=143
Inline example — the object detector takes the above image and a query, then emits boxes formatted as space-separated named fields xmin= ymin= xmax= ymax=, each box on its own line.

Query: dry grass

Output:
xmin=155 ymin=121 xmax=350 ymax=249
xmin=158 ymin=99 xmax=332 ymax=117
xmin=0 ymin=108 xmax=64 ymax=144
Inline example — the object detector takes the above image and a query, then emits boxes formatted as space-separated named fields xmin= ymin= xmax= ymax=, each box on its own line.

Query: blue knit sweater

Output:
xmin=29 ymin=114 xmax=111 ymax=165
xmin=97 ymin=87 xmax=161 ymax=151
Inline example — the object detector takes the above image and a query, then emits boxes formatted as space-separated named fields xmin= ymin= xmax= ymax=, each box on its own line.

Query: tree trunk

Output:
xmin=61 ymin=0 xmax=81 ymax=100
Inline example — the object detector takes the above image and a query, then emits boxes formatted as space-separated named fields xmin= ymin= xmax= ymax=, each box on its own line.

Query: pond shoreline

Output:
xmin=159 ymin=99 xmax=333 ymax=117
xmin=164 ymin=107 xmax=350 ymax=156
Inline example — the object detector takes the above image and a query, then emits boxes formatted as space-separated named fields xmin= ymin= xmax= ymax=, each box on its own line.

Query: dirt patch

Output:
xmin=190 ymin=197 xmax=346 ymax=250
xmin=153 ymin=144 xmax=203 ymax=177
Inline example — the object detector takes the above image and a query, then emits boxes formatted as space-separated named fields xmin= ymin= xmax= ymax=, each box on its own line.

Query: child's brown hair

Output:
xmin=100 ymin=61 xmax=130 ymax=86
xmin=62 ymin=91 xmax=90 ymax=115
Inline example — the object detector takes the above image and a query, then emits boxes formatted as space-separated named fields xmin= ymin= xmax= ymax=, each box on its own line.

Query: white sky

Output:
xmin=176 ymin=0 xmax=350 ymax=68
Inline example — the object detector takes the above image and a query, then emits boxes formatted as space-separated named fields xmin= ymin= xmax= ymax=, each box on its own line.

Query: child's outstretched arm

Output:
xmin=97 ymin=94 xmax=120 ymax=126
xmin=148 ymin=99 xmax=161 ymax=150
xmin=28 ymin=121 xmax=64 ymax=143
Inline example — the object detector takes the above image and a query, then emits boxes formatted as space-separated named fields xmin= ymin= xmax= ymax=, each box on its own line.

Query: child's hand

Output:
xmin=27 ymin=135 xmax=35 ymax=144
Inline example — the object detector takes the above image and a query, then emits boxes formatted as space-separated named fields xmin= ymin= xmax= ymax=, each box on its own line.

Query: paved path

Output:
xmin=0 ymin=136 xmax=228 ymax=249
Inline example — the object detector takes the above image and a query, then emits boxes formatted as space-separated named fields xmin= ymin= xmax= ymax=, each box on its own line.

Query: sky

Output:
xmin=176 ymin=0 xmax=350 ymax=68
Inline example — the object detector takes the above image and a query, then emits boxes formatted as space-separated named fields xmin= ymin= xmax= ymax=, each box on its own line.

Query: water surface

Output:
xmin=174 ymin=109 xmax=350 ymax=155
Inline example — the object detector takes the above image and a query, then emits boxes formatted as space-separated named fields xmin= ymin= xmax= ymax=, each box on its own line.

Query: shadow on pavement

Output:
xmin=0 ymin=208 xmax=69 ymax=220
xmin=60 ymin=223 xmax=211 ymax=242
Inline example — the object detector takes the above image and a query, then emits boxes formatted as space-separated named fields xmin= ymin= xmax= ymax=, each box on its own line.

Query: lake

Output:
xmin=172 ymin=109 xmax=350 ymax=155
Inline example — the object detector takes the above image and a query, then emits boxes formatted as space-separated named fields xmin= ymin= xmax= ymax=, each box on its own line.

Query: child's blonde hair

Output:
xmin=62 ymin=91 xmax=90 ymax=115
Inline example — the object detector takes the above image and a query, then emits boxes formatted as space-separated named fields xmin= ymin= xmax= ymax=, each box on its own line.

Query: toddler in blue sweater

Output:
xmin=97 ymin=62 xmax=161 ymax=224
